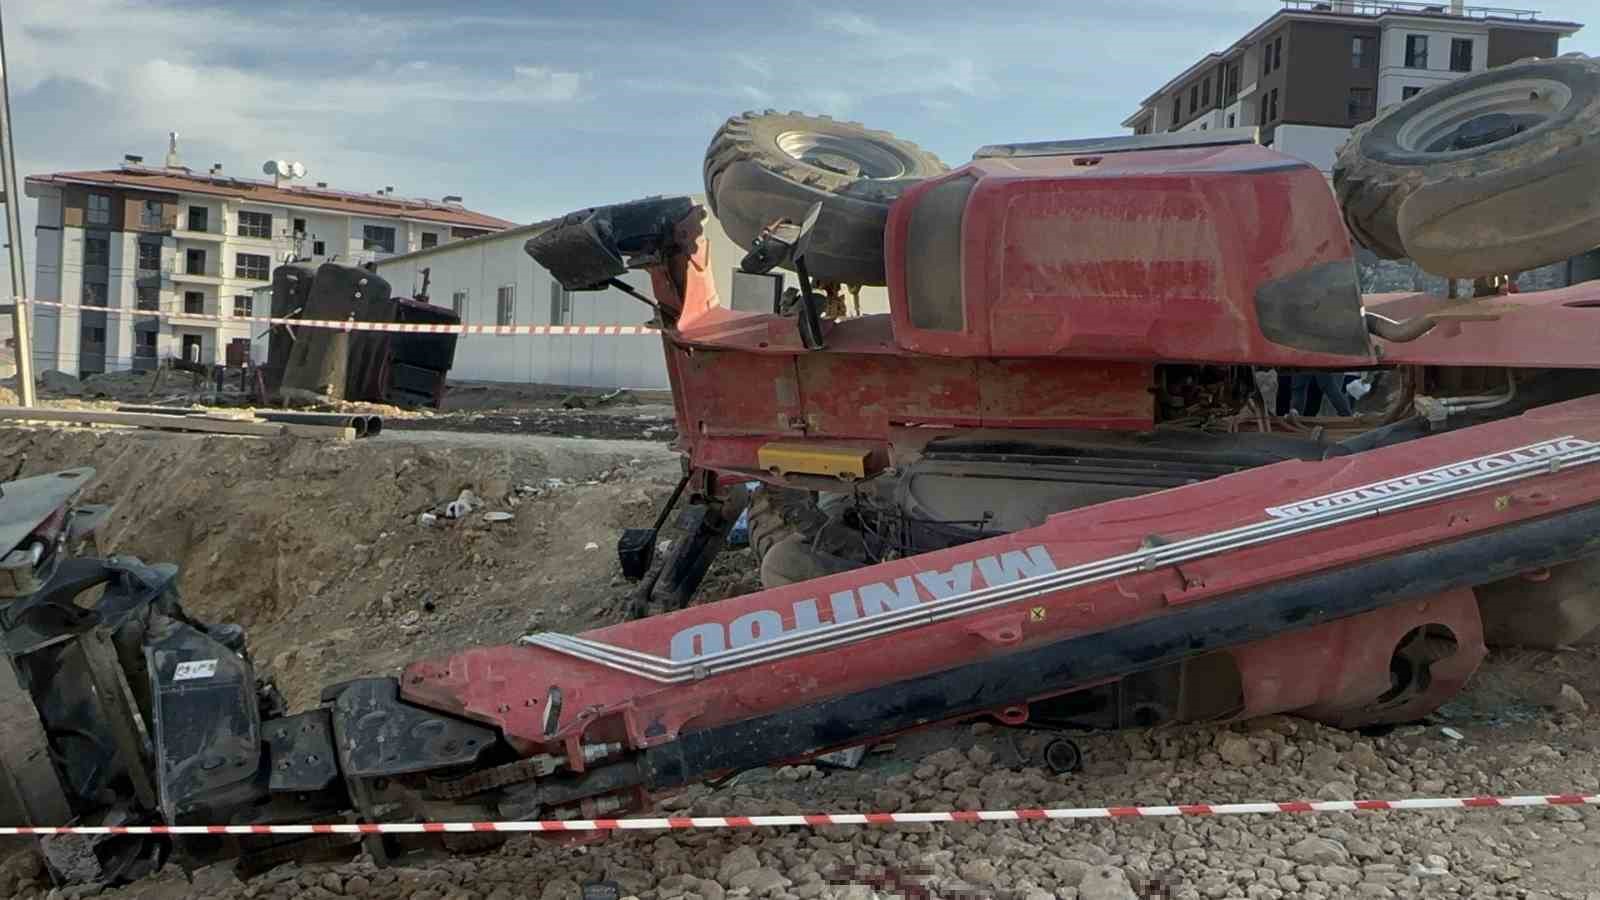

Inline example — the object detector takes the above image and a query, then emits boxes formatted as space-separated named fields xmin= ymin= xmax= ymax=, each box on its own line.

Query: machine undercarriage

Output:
xmin=6 ymin=55 xmax=1600 ymax=890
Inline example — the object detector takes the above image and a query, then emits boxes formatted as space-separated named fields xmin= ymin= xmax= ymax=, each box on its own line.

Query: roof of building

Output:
xmin=24 ymin=166 xmax=517 ymax=231
xmin=1123 ymin=1 xmax=1583 ymax=122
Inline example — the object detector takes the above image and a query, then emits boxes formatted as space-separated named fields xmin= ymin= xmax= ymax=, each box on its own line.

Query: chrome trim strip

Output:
xmin=521 ymin=438 xmax=1600 ymax=683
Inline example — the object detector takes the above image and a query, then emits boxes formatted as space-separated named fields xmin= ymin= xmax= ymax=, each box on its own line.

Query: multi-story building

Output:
xmin=23 ymin=150 xmax=514 ymax=377
xmin=1121 ymin=0 xmax=1582 ymax=173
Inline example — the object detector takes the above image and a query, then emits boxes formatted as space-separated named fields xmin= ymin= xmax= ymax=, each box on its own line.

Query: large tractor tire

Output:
xmin=1333 ymin=54 xmax=1600 ymax=278
xmin=704 ymin=111 xmax=947 ymax=286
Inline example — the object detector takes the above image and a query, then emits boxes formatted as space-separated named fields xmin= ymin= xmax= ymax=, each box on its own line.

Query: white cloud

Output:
xmin=511 ymin=66 xmax=585 ymax=103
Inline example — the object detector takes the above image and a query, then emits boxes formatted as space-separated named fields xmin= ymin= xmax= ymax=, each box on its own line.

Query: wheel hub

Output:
xmin=1394 ymin=77 xmax=1572 ymax=155
xmin=775 ymin=130 xmax=912 ymax=180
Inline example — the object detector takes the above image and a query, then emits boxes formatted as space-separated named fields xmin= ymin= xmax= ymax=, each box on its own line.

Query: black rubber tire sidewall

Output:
xmin=1359 ymin=57 xmax=1598 ymax=166
xmin=704 ymin=111 xmax=947 ymax=286
xmin=1332 ymin=54 xmax=1600 ymax=269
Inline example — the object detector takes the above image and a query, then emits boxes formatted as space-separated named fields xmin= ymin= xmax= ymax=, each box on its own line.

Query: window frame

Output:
xmin=137 ymin=241 xmax=161 ymax=271
xmin=496 ymin=284 xmax=516 ymax=326
xmin=141 ymin=199 xmax=163 ymax=228
xmin=1347 ymin=86 xmax=1374 ymax=122
xmin=1351 ymin=35 xmax=1368 ymax=69
xmin=1402 ymin=85 xmax=1424 ymax=100
xmin=83 ymin=236 xmax=110 ymax=267
xmin=237 ymin=210 xmax=273 ymax=239
xmin=233 ymin=294 xmax=254 ymax=317
xmin=1189 ymin=84 xmax=1199 ymax=115
xmin=188 ymin=205 xmax=209 ymax=232
xmin=421 ymin=232 xmax=439 ymax=249
xmin=1405 ymin=35 xmax=1429 ymax=69
xmin=451 ymin=289 xmax=469 ymax=318
xmin=1450 ymin=38 xmax=1473 ymax=72
xmin=137 ymin=286 xmax=159 ymax=311
xmin=1201 ymin=77 xmax=1211 ymax=108
xmin=235 ymin=252 xmax=271 ymax=281
xmin=362 ymin=224 xmax=397 ymax=254
xmin=183 ymin=291 xmax=205 ymax=315
xmin=185 ymin=247 xmax=207 ymax=275
xmin=86 ymin=193 xmax=111 ymax=226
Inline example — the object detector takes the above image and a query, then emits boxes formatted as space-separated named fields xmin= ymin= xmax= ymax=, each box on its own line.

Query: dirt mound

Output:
xmin=0 ymin=426 xmax=681 ymax=709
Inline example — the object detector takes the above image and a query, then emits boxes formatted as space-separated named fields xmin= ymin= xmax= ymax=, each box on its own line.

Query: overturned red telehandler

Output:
xmin=6 ymin=55 xmax=1600 ymax=887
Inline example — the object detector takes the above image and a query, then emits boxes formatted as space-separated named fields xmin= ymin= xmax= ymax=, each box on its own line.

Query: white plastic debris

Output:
xmin=444 ymin=489 xmax=482 ymax=519
xmin=417 ymin=512 xmax=438 ymax=527
xmin=399 ymin=611 xmax=421 ymax=628
xmin=1440 ymin=726 xmax=1464 ymax=741
xmin=483 ymin=511 xmax=514 ymax=523
xmin=584 ymin=541 xmax=600 ymax=551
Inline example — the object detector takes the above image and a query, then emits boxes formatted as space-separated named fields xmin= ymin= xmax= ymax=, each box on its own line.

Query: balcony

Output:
xmin=1280 ymin=0 xmax=1543 ymax=21
xmin=171 ymin=268 xmax=224 ymax=287
xmin=171 ymin=228 xmax=225 ymax=243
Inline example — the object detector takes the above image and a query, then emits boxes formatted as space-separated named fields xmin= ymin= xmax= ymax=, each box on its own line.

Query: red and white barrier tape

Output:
xmin=3 ymin=793 xmax=1594 ymax=836
xmin=16 ymin=298 xmax=659 ymax=337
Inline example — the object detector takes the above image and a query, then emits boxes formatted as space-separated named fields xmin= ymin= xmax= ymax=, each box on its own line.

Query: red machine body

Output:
xmin=402 ymin=141 xmax=1600 ymax=804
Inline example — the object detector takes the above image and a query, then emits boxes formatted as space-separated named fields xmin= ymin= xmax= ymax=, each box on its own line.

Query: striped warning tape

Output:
xmin=3 ymin=793 xmax=1594 ymax=836
xmin=15 ymin=298 xmax=660 ymax=337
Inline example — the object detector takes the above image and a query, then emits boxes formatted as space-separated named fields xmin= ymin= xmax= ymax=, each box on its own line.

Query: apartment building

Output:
xmin=1122 ymin=0 xmax=1582 ymax=172
xmin=23 ymin=153 xmax=514 ymax=377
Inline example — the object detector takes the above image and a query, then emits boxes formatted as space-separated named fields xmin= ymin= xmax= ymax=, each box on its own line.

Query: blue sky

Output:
xmin=2 ymin=0 xmax=1597 ymax=299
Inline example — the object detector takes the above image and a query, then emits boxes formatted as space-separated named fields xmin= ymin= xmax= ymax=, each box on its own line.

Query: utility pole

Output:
xmin=0 ymin=1 xmax=34 ymax=406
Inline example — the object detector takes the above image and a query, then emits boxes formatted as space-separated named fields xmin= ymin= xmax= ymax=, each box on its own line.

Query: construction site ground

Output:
xmin=1 ymin=384 xmax=1598 ymax=900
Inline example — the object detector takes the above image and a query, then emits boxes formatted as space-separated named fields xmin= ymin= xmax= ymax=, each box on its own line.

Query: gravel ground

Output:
xmin=2 ymin=425 xmax=1599 ymax=899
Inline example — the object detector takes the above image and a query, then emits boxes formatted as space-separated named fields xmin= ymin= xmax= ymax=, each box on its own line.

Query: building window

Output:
xmin=496 ymin=284 xmax=516 ymax=326
xmin=421 ymin=232 xmax=439 ymax=249
xmin=137 ymin=241 xmax=160 ymax=271
xmin=134 ymin=330 xmax=157 ymax=358
xmin=233 ymin=294 xmax=253 ymax=317
xmin=84 ymin=236 xmax=109 ymax=267
xmin=1225 ymin=64 xmax=1239 ymax=101
xmin=362 ymin=225 xmax=396 ymax=254
xmin=237 ymin=210 xmax=273 ymax=238
xmin=188 ymin=206 xmax=209 ymax=232
xmin=137 ymin=287 xmax=159 ymax=311
xmin=1170 ymin=101 xmax=1180 ymax=127
xmin=1189 ymin=84 xmax=1199 ymax=115
xmin=1227 ymin=113 xmax=1236 ymax=128
xmin=313 ymin=240 xmax=326 ymax=256
xmin=451 ymin=290 xmax=469 ymax=318
xmin=1273 ymin=37 xmax=1282 ymax=71
xmin=185 ymin=248 xmax=206 ymax=275
xmin=87 ymin=193 xmax=111 ymax=225
xmin=293 ymin=217 xmax=307 ymax=236
xmin=1450 ymin=38 xmax=1473 ymax=72
xmin=85 ymin=326 xmax=106 ymax=345
xmin=549 ymin=282 xmax=572 ymax=325
xmin=1352 ymin=35 xmax=1369 ymax=68
xmin=1267 ymin=89 xmax=1279 ymax=122
xmin=235 ymin=252 xmax=270 ymax=281
xmin=1405 ymin=35 xmax=1428 ymax=69
xmin=82 ymin=281 xmax=107 ymax=307
xmin=1348 ymin=87 xmax=1375 ymax=122
xmin=1201 ymin=77 xmax=1211 ymax=108
xmin=141 ymin=199 xmax=163 ymax=228
xmin=1402 ymin=86 xmax=1424 ymax=100
xmin=184 ymin=291 xmax=204 ymax=314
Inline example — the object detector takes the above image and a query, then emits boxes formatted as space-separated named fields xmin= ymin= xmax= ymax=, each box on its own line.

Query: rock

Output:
xmin=1288 ymin=837 xmax=1349 ymax=866
xmin=698 ymin=878 xmax=726 ymax=900
xmin=611 ymin=867 xmax=655 ymax=894
xmin=1215 ymin=732 xmax=1261 ymax=767
xmin=321 ymin=873 xmax=345 ymax=894
xmin=967 ymin=745 xmax=996 ymax=767
xmin=1077 ymin=866 xmax=1138 ymax=900
xmin=1554 ymin=683 xmax=1589 ymax=714
xmin=728 ymin=868 xmax=787 ymax=896
xmin=718 ymin=846 xmax=762 ymax=883
xmin=541 ymin=879 xmax=579 ymax=900
xmin=346 ymin=876 xmax=371 ymax=896
xmin=959 ymin=859 xmax=999 ymax=886
xmin=1345 ymin=837 xmax=1381 ymax=860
